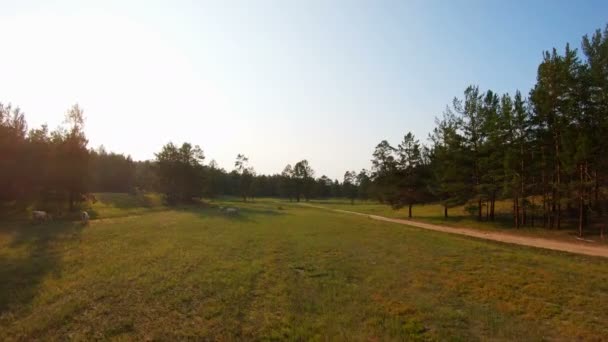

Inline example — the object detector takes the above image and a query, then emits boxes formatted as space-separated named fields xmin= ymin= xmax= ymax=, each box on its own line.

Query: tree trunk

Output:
xmin=542 ymin=196 xmax=547 ymax=228
xmin=520 ymin=142 xmax=526 ymax=226
xmin=522 ymin=203 xmax=527 ymax=226
xmin=530 ymin=197 xmax=535 ymax=227
xmin=514 ymin=196 xmax=519 ymax=228
xmin=594 ymin=170 xmax=601 ymax=216
xmin=555 ymin=135 xmax=561 ymax=230
xmin=579 ymin=163 xmax=584 ymax=237
xmin=478 ymin=199 xmax=482 ymax=221
xmin=557 ymin=203 xmax=561 ymax=229
xmin=408 ymin=203 xmax=412 ymax=219
xmin=485 ymin=200 xmax=489 ymax=221
xmin=584 ymin=162 xmax=589 ymax=228
xmin=490 ymin=193 xmax=496 ymax=221
xmin=551 ymin=176 xmax=556 ymax=230
xmin=69 ymin=191 xmax=74 ymax=211
xmin=550 ymin=200 xmax=555 ymax=229
xmin=444 ymin=205 xmax=448 ymax=218
xmin=583 ymin=205 xmax=588 ymax=229
xmin=542 ymin=168 xmax=547 ymax=227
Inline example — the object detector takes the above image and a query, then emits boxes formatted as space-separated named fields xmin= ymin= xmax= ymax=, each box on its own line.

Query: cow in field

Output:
xmin=225 ymin=207 xmax=239 ymax=215
xmin=32 ymin=210 xmax=51 ymax=223
xmin=81 ymin=211 xmax=90 ymax=224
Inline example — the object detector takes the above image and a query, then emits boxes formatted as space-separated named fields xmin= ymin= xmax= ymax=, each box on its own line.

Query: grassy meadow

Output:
xmin=1 ymin=194 xmax=608 ymax=340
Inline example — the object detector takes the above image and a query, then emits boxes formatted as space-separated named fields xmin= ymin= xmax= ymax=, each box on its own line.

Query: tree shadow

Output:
xmin=0 ymin=220 xmax=84 ymax=315
xmin=308 ymin=199 xmax=355 ymax=206
xmin=75 ymin=193 xmax=168 ymax=220
xmin=93 ymin=192 xmax=162 ymax=209
xmin=419 ymin=214 xmax=534 ymax=230
xmin=175 ymin=204 xmax=289 ymax=223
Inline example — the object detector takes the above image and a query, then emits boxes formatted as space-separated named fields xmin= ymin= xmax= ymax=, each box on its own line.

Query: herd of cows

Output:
xmin=31 ymin=210 xmax=89 ymax=224
xmin=30 ymin=203 xmax=240 ymax=225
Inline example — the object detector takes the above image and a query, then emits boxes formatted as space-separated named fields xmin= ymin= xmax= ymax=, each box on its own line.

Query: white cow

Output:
xmin=32 ymin=210 xmax=51 ymax=223
xmin=81 ymin=211 xmax=90 ymax=224
xmin=225 ymin=207 xmax=239 ymax=215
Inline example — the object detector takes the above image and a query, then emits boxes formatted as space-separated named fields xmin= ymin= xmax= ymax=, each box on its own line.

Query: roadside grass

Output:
xmin=1 ymin=196 xmax=607 ymax=340
xmin=308 ymin=199 xmax=608 ymax=244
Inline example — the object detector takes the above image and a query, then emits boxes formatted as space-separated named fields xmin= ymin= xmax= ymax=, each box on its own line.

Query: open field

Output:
xmin=1 ymin=195 xmax=608 ymax=340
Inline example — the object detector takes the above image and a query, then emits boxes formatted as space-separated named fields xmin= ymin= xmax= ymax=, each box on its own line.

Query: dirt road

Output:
xmin=306 ymin=205 xmax=608 ymax=258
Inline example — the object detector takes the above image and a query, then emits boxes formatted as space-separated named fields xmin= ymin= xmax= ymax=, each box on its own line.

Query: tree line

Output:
xmin=0 ymin=104 xmax=89 ymax=212
xmin=152 ymin=144 xmax=372 ymax=204
xmin=369 ymin=25 xmax=608 ymax=236
xmin=0 ymin=104 xmax=367 ymax=212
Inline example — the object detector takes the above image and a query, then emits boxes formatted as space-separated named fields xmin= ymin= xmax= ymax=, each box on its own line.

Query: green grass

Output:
xmin=1 ymin=195 xmax=607 ymax=340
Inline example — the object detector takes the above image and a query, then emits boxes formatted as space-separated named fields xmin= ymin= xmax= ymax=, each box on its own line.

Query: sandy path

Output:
xmin=305 ymin=205 xmax=608 ymax=258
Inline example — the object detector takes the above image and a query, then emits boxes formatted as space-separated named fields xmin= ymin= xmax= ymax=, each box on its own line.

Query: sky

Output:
xmin=1 ymin=0 xmax=607 ymax=179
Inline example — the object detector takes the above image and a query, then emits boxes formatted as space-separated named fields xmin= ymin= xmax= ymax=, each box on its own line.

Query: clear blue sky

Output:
xmin=1 ymin=0 xmax=607 ymax=179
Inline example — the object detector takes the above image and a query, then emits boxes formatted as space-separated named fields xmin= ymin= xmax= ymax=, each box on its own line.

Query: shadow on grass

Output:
xmin=72 ymin=193 xmax=168 ymax=220
xmin=308 ymin=199 xmax=361 ymax=206
xmin=175 ymin=204 xmax=289 ymax=223
xmin=84 ymin=206 xmax=168 ymax=221
xmin=0 ymin=220 xmax=85 ymax=315
xmin=422 ymin=213 xmax=584 ymax=230
xmin=421 ymin=214 xmax=518 ymax=230
xmin=93 ymin=192 xmax=162 ymax=209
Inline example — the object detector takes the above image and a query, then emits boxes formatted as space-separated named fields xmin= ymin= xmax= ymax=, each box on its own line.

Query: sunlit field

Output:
xmin=1 ymin=194 xmax=607 ymax=340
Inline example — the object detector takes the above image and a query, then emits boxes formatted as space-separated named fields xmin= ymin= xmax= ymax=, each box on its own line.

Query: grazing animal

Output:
xmin=225 ymin=207 xmax=239 ymax=215
xmin=32 ymin=210 xmax=51 ymax=223
xmin=81 ymin=211 xmax=90 ymax=224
